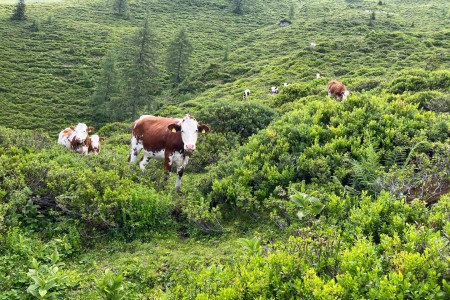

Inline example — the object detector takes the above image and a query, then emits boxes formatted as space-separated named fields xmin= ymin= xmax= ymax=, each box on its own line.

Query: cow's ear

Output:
xmin=100 ymin=137 xmax=106 ymax=142
xmin=88 ymin=127 xmax=94 ymax=133
xmin=198 ymin=125 xmax=210 ymax=134
xmin=168 ymin=124 xmax=181 ymax=133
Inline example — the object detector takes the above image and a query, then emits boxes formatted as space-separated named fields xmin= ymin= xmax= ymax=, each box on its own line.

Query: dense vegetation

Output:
xmin=1 ymin=0 xmax=449 ymax=299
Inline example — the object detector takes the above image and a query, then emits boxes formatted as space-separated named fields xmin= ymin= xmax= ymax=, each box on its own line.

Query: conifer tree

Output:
xmin=289 ymin=3 xmax=295 ymax=20
xmin=232 ymin=0 xmax=244 ymax=15
xmin=113 ymin=0 xmax=129 ymax=18
xmin=11 ymin=0 xmax=26 ymax=21
xmin=91 ymin=52 xmax=120 ymax=124
xmin=120 ymin=18 xmax=159 ymax=121
xmin=166 ymin=29 xmax=193 ymax=86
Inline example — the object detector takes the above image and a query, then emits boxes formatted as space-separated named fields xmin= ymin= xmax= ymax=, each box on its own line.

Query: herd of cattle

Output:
xmin=58 ymin=79 xmax=349 ymax=190
xmin=243 ymin=79 xmax=350 ymax=102
xmin=58 ymin=123 xmax=104 ymax=155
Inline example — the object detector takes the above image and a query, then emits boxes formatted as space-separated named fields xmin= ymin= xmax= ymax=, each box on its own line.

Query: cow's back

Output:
xmin=328 ymin=80 xmax=346 ymax=96
xmin=132 ymin=116 xmax=182 ymax=152
xmin=58 ymin=128 xmax=74 ymax=148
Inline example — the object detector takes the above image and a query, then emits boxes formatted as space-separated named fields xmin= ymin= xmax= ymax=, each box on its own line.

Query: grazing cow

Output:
xmin=57 ymin=123 xmax=94 ymax=154
xmin=316 ymin=73 xmax=321 ymax=79
xmin=327 ymin=80 xmax=350 ymax=101
xmin=243 ymin=89 xmax=251 ymax=100
xmin=129 ymin=114 xmax=210 ymax=191
xmin=309 ymin=42 xmax=317 ymax=49
xmin=283 ymin=83 xmax=289 ymax=87
xmin=270 ymin=86 xmax=279 ymax=95
xmin=86 ymin=134 xmax=105 ymax=155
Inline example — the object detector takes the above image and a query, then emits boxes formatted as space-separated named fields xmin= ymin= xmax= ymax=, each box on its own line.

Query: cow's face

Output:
xmin=90 ymin=135 xmax=104 ymax=152
xmin=168 ymin=116 xmax=210 ymax=154
xmin=73 ymin=123 xmax=93 ymax=144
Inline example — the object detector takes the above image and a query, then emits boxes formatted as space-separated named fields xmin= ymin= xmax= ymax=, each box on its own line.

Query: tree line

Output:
xmin=91 ymin=20 xmax=193 ymax=125
xmin=9 ymin=0 xmax=193 ymax=125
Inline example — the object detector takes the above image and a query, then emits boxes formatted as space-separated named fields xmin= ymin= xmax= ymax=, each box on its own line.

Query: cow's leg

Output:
xmin=139 ymin=152 xmax=151 ymax=170
xmin=174 ymin=154 xmax=189 ymax=192
xmin=129 ymin=136 xmax=142 ymax=164
xmin=162 ymin=152 xmax=173 ymax=186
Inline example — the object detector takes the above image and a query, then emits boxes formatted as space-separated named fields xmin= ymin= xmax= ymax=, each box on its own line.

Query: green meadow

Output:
xmin=1 ymin=0 xmax=449 ymax=298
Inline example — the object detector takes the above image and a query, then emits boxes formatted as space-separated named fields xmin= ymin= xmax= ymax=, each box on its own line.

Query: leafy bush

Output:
xmin=207 ymin=94 xmax=450 ymax=214
xmin=195 ymin=100 xmax=278 ymax=139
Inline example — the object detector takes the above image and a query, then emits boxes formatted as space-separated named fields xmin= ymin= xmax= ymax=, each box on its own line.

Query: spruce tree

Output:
xmin=166 ymin=29 xmax=193 ymax=86
xmin=232 ymin=0 xmax=244 ymax=15
xmin=113 ymin=0 xmax=129 ymax=18
xmin=91 ymin=52 xmax=120 ymax=124
xmin=11 ymin=0 xmax=26 ymax=21
xmin=120 ymin=18 xmax=159 ymax=121
xmin=288 ymin=3 xmax=295 ymax=20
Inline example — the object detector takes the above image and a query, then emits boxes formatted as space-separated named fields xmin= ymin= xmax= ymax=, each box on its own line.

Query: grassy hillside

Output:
xmin=1 ymin=0 xmax=449 ymax=133
xmin=1 ymin=0 xmax=450 ymax=299
xmin=0 ymin=0 xmax=294 ymax=133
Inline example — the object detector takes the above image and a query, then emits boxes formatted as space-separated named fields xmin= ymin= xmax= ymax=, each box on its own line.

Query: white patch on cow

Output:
xmin=270 ymin=86 xmax=279 ymax=94
xmin=90 ymin=135 xmax=100 ymax=150
xmin=140 ymin=149 xmax=165 ymax=169
xmin=171 ymin=151 xmax=185 ymax=167
xmin=72 ymin=123 xmax=89 ymax=144
xmin=80 ymin=145 xmax=89 ymax=155
xmin=129 ymin=135 xmax=143 ymax=164
xmin=342 ymin=90 xmax=350 ymax=100
xmin=243 ymin=89 xmax=250 ymax=99
xmin=172 ymin=151 xmax=189 ymax=190
xmin=180 ymin=117 xmax=199 ymax=152
xmin=57 ymin=129 xmax=73 ymax=148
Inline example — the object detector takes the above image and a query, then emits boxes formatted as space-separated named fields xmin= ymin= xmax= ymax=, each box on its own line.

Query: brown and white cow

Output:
xmin=86 ymin=134 xmax=105 ymax=155
xmin=57 ymin=123 xmax=94 ymax=155
xmin=129 ymin=114 xmax=210 ymax=191
xmin=327 ymin=80 xmax=350 ymax=101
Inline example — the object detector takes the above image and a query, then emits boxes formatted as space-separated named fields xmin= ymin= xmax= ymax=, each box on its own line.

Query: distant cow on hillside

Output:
xmin=58 ymin=123 xmax=94 ymax=154
xmin=129 ymin=114 xmax=210 ymax=191
xmin=243 ymin=89 xmax=251 ymax=100
xmin=270 ymin=86 xmax=279 ymax=95
xmin=327 ymin=80 xmax=350 ymax=101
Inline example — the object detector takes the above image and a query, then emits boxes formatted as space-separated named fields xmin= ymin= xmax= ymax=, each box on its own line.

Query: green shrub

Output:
xmin=195 ymin=100 xmax=278 ymax=139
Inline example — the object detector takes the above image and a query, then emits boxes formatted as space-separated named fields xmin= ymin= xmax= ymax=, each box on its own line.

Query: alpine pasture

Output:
xmin=1 ymin=0 xmax=450 ymax=299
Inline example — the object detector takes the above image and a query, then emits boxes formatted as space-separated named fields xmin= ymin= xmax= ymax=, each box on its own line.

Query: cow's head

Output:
xmin=168 ymin=115 xmax=210 ymax=154
xmin=73 ymin=123 xmax=94 ymax=144
xmin=90 ymin=134 xmax=105 ymax=153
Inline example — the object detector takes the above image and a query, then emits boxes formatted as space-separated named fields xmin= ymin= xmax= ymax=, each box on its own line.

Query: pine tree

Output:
xmin=11 ymin=0 xmax=26 ymax=21
xmin=166 ymin=29 xmax=193 ymax=86
xmin=113 ymin=0 xmax=129 ymax=18
xmin=288 ymin=3 xmax=295 ymax=20
xmin=232 ymin=0 xmax=244 ymax=15
xmin=120 ymin=18 xmax=159 ymax=121
xmin=91 ymin=52 xmax=120 ymax=125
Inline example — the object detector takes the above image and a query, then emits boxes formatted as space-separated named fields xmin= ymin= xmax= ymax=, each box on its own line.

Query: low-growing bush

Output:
xmin=195 ymin=100 xmax=278 ymax=139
